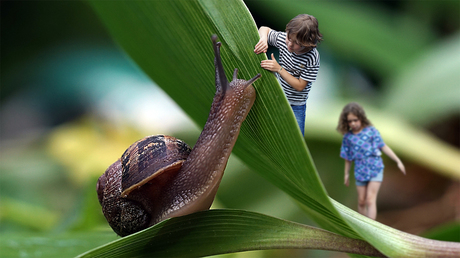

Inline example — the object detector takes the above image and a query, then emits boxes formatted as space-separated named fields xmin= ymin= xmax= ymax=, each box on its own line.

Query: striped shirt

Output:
xmin=268 ymin=30 xmax=320 ymax=105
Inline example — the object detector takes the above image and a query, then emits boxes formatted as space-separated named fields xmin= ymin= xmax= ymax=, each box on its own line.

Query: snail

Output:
xmin=97 ymin=35 xmax=261 ymax=237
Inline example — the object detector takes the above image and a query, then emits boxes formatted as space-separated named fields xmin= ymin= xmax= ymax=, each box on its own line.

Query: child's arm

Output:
xmin=260 ymin=54 xmax=309 ymax=91
xmin=277 ymin=62 xmax=309 ymax=91
xmin=381 ymin=145 xmax=406 ymax=175
xmin=255 ymin=26 xmax=309 ymax=91
xmin=254 ymin=26 xmax=271 ymax=54
xmin=344 ymin=160 xmax=352 ymax=186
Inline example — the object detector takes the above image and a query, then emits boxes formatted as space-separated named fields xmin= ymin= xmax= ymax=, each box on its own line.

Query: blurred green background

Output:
xmin=1 ymin=1 xmax=459 ymax=257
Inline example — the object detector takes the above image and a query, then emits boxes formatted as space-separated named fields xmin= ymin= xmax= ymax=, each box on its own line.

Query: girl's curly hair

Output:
xmin=337 ymin=102 xmax=372 ymax=135
xmin=286 ymin=14 xmax=323 ymax=47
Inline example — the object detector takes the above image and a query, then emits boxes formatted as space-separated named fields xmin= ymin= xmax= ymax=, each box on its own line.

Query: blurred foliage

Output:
xmin=1 ymin=0 xmax=459 ymax=257
xmin=423 ymin=222 xmax=460 ymax=242
xmin=47 ymin=118 xmax=145 ymax=185
xmin=0 ymin=231 xmax=117 ymax=258
xmin=381 ymin=33 xmax=460 ymax=124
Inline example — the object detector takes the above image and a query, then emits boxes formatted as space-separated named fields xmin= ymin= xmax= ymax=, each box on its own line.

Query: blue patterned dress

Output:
xmin=340 ymin=126 xmax=385 ymax=182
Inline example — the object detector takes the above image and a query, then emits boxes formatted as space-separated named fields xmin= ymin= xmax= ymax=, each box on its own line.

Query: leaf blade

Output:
xmin=77 ymin=210 xmax=384 ymax=258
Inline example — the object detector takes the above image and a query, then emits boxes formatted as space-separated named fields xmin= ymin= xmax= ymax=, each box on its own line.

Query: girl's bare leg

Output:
xmin=365 ymin=181 xmax=382 ymax=220
xmin=356 ymin=185 xmax=367 ymax=216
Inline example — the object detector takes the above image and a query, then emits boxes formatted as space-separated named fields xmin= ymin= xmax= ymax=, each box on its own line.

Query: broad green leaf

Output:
xmin=88 ymin=0 xmax=460 ymax=257
xmin=77 ymin=210 xmax=384 ymax=258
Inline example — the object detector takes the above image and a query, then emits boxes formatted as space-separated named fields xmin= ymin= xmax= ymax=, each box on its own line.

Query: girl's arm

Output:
xmin=254 ymin=26 xmax=271 ymax=54
xmin=344 ymin=159 xmax=352 ymax=186
xmin=381 ymin=145 xmax=406 ymax=175
xmin=260 ymin=53 xmax=309 ymax=91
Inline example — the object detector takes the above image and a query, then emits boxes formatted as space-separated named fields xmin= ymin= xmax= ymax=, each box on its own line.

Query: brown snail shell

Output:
xmin=121 ymin=135 xmax=191 ymax=198
xmin=97 ymin=135 xmax=191 ymax=236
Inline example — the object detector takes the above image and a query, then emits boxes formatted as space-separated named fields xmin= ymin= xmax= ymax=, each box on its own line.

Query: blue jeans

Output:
xmin=355 ymin=169 xmax=384 ymax=186
xmin=290 ymin=104 xmax=306 ymax=136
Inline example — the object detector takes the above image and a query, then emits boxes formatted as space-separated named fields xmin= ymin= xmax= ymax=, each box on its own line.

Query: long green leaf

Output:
xmin=88 ymin=0 xmax=460 ymax=257
xmin=77 ymin=210 xmax=384 ymax=258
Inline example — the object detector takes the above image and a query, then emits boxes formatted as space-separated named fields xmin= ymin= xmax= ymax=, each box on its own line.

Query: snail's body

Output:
xmin=97 ymin=35 xmax=261 ymax=236
xmin=157 ymin=71 xmax=257 ymax=220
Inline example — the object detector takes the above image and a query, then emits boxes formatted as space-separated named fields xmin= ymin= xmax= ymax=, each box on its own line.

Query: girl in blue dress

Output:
xmin=337 ymin=102 xmax=406 ymax=220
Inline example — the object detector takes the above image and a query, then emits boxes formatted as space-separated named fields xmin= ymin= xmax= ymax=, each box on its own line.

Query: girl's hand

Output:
xmin=254 ymin=37 xmax=268 ymax=54
xmin=260 ymin=53 xmax=281 ymax=72
xmin=344 ymin=173 xmax=349 ymax=187
xmin=397 ymin=161 xmax=406 ymax=175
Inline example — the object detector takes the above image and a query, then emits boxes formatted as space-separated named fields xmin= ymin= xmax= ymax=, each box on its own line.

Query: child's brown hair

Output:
xmin=286 ymin=14 xmax=323 ymax=47
xmin=337 ymin=102 xmax=372 ymax=134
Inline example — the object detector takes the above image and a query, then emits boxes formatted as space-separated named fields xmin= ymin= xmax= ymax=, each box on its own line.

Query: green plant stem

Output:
xmin=333 ymin=199 xmax=460 ymax=258
xmin=284 ymin=226 xmax=386 ymax=257
xmin=408 ymin=236 xmax=460 ymax=258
